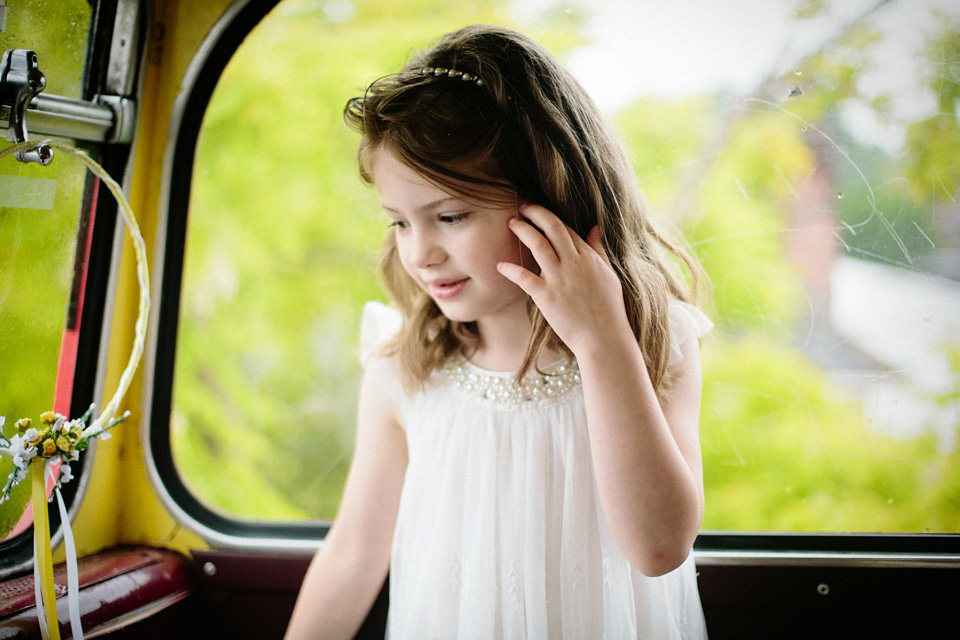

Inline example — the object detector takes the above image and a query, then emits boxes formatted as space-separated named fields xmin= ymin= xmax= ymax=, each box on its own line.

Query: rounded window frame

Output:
xmin=143 ymin=0 xmax=960 ymax=565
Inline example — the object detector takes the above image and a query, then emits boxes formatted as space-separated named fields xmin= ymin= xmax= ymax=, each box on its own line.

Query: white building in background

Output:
xmin=830 ymin=256 xmax=960 ymax=449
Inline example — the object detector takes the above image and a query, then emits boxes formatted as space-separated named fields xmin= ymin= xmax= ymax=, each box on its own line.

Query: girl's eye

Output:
xmin=439 ymin=212 xmax=470 ymax=225
xmin=388 ymin=219 xmax=409 ymax=230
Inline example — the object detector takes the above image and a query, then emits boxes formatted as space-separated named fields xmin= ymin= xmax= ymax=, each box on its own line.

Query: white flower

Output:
xmin=7 ymin=434 xmax=36 ymax=470
xmin=59 ymin=463 xmax=74 ymax=485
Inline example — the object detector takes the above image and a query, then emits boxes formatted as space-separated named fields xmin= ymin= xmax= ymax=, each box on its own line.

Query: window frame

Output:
xmin=144 ymin=0 xmax=960 ymax=566
xmin=145 ymin=0 xmax=326 ymax=551
xmin=0 ymin=0 xmax=138 ymax=578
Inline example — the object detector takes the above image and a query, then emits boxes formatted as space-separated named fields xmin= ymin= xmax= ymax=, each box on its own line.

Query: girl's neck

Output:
xmin=468 ymin=312 xmax=562 ymax=373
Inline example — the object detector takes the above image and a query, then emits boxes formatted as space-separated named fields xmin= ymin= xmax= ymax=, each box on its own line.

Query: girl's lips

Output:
xmin=428 ymin=278 xmax=469 ymax=299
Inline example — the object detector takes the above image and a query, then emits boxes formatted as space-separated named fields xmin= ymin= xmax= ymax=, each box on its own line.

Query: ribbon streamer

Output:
xmin=53 ymin=465 xmax=83 ymax=640
xmin=31 ymin=460 xmax=57 ymax=638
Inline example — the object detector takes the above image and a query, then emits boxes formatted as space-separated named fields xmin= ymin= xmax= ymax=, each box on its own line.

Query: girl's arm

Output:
xmin=498 ymin=204 xmax=704 ymax=577
xmin=284 ymin=358 xmax=407 ymax=639
xmin=576 ymin=319 xmax=704 ymax=577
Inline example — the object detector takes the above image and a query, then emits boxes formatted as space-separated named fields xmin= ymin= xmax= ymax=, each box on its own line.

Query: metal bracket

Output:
xmin=0 ymin=48 xmax=53 ymax=164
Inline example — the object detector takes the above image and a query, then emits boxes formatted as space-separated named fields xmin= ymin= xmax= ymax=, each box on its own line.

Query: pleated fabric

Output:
xmin=361 ymin=301 xmax=711 ymax=640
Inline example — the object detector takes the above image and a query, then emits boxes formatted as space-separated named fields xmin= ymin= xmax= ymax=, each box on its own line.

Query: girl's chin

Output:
xmin=432 ymin=304 xmax=477 ymax=324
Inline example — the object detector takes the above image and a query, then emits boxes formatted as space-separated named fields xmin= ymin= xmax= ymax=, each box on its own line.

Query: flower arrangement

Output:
xmin=0 ymin=406 xmax=129 ymax=504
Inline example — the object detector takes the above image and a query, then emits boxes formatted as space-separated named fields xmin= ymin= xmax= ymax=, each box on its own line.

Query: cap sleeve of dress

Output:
xmin=359 ymin=300 xmax=402 ymax=368
xmin=668 ymin=300 xmax=713 ymax=366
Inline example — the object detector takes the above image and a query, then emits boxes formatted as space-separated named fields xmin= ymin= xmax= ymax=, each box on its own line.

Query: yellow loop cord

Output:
xmin=0 ymin=140 xmax=151 ymax=435
xmin=3 ymin=140 xmax=150 ymax=640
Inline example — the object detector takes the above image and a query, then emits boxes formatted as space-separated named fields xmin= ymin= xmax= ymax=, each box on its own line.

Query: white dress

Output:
xmin=360 ymin=300 xmax=712 ymax=640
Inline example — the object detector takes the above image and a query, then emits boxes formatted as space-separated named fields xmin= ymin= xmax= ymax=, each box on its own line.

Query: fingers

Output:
xmin=515 ymin=204 xmax=579 ymax=259
xmin=506 ymin=206 xmax=610 ymax=288
xmin=507 ymin=216 xmax=560 ymax=271
xmin=497 ymin=259 xmax=544 ymax=297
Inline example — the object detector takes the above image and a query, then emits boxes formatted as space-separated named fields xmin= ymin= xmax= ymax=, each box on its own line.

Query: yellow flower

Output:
xmin=68 ymin=425 xmax=83 ymax=442
xmin=56 ymin=435 xmax=72 ymax=452
xmin=16 ymin=418 xmax=32 ymax=432
xmin=41 ymin=438 xmax=57 ymax=457
xmin=40 ymin=411 xmax=57 ymax=424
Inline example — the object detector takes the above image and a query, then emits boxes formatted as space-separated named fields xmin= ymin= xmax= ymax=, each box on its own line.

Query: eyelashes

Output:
xmin=439 ymin=212 xmax=470 ymax=225
xmin=388 ymin=212 xmax=472 ymax=230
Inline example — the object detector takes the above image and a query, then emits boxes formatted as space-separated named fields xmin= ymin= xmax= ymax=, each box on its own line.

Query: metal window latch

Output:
xmin=0 ymin=48 xmax=53 ymax=164
xmin=1 ymin=46 xmax=137 ymax=162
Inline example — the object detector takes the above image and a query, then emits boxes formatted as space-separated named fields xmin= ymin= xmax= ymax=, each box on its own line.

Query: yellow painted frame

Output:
xmin=69 ymin=0 xmax=240 ymax=559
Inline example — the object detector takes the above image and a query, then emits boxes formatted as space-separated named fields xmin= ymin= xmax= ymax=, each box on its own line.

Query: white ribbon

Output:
xmin=30 ymin=462 xmax=84 ymax=640
xmin=33 ymin=552 xmax=48 ymax=639
xmin=50 ymin=464 xmax=83 ymax=640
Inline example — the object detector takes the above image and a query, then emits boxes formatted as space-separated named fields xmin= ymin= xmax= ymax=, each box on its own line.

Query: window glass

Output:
xmin=174 ymin=0 xmax=960 ymax=534
xmin=0 ymin=0 xmax=94 ymax=540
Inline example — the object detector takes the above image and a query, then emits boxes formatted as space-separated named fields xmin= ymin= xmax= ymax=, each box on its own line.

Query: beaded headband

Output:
xmin=416 ymin=66 xmax=485 ymax=86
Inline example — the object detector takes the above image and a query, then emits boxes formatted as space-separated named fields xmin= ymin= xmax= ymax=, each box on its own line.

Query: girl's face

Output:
xmin=370 ymin=146 xmax=532 ymax=331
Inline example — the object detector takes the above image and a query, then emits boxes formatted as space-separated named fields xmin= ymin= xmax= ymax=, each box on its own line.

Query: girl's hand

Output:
xmin=497 ymin=204 xmax=632 ymax=357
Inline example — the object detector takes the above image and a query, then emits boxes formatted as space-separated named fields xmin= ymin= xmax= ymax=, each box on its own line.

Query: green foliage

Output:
xmin=905 ymin=26 xmax=960 ymax=203
xmin=700 ymin=337 xmax=953 ymax=532
xmin=0 ymin=151 xmax=88 ymax=537
xmin=0 ymin=0 xmax=90 ymax=98
xmin=0 ymin=0 xmax=92 ymax=540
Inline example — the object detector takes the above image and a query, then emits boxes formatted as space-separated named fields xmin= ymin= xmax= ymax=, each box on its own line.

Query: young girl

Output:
xmin=285 ymin=25 xmax=711 ymax=639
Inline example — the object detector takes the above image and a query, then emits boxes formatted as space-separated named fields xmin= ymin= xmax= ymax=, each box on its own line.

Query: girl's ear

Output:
xmin=586 ymin=225 xmax=604 ymax=254
xmin=586 ymin=225 xmax=613 ymax=267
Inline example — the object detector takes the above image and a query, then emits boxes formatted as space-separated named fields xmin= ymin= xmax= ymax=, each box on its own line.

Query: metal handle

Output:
xmin=0 ymin=48 xmax=53 ymax=164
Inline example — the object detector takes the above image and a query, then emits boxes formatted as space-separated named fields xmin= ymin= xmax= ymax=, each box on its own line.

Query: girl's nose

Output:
xmin=406 ymin=227 xmax=446 ymax=268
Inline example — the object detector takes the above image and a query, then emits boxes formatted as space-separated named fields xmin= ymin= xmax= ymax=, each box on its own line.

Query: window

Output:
xmin=155 ymin=0 xmax=960 ymax=550
xmin=1 ymin=0 xmax=105 ymax=573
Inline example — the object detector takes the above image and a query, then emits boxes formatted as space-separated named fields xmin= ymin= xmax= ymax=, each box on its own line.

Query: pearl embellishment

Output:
xmin=442 ymin=356 xmax=581 ymax=404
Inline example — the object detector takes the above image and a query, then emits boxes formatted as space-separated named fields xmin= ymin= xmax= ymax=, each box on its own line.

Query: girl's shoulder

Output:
xmin=359 ymin=300 xmax=403 ymax=367
xmin=358 ymin=301 xmax=406 ymax=403
xmin=666 ymin=299 xmax=713 ymax=367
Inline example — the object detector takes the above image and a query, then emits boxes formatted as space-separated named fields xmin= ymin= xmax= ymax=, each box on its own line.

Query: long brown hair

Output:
xmin=345 ymin=25 xmax=702 ymax=392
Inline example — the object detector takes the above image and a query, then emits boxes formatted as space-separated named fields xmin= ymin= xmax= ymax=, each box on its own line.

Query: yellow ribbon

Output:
xmin=31 ymin=459 xmax=59 ymax=640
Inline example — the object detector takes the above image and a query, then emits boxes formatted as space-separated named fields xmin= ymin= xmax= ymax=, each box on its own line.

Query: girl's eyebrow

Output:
xmin=382 ymin=196 xmax=466 ymax=216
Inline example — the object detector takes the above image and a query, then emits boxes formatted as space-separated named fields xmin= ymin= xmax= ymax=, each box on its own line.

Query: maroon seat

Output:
xmin=0 ymin=546 xmax=194 ymax=639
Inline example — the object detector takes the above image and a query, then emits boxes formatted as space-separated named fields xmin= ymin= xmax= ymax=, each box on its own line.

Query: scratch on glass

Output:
xmin=734 ymin=177 xmax=750 ymax=200
xmin=912 ymin=221 xmax=936 ymax=249
xmin=774 ymin=163 xmax=801 ymax=200
xmin=833 ymin=230 xmax=852 ymax=253
xmin=841 ymin=220 xmax=858 ymax=236
xmin=746 ymin=98 xmax=915 ymax=266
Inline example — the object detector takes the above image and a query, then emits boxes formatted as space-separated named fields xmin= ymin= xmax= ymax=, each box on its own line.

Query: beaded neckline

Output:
xmin=441 ymin=355 xmax=581 ymax=404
